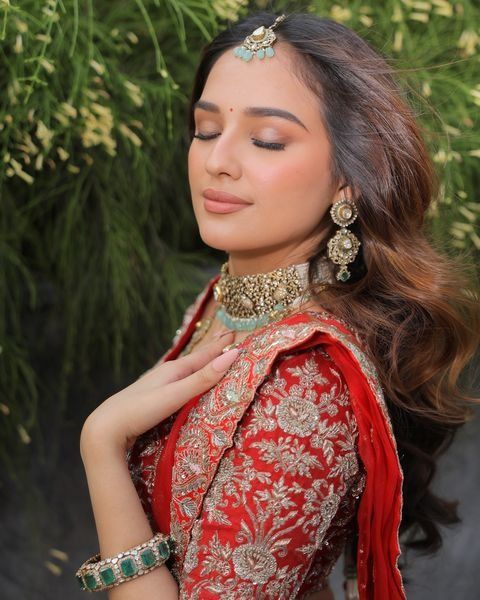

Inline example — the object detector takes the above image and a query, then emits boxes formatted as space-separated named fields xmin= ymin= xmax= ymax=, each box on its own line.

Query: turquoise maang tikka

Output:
xmin=233 ymin=14 xmax=286 ymax=62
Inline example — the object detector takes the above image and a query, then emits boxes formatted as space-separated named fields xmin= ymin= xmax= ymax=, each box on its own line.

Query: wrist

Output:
xmin=80 ymin=420 xmax=127 ymax=464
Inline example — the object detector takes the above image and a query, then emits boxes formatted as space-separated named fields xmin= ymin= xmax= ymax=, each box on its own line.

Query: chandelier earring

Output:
xmin=327 ymin=195 xmax=361 ymax=282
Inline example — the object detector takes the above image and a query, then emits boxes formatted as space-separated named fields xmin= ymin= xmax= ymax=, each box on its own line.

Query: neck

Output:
xmin=227 ymin=246 xmax=314 ymax=277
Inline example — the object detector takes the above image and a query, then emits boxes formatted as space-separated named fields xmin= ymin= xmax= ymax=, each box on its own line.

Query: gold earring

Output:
xmin=327 ymin=196 xmax=361 ymax=282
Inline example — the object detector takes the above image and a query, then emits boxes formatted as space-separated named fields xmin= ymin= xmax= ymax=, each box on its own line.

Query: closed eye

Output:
xmin=193 ymin=132 xmax=285 ymax=151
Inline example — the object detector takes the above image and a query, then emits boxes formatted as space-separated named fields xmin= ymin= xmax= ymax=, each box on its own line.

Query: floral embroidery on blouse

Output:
xmin=177 ymin=347 xmax=365 ymax=599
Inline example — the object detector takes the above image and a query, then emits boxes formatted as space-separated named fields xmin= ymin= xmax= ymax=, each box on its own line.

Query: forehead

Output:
xmin=199 ymin=42 xmax=321 ymax=124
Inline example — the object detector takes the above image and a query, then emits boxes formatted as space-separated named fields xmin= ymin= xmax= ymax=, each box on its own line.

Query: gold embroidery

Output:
xmin=178 ymin=349 xmax=364 ymax=598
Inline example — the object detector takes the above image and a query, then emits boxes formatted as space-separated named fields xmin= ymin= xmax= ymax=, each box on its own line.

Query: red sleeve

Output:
xmin=178 ymin=346 xmax=364 ymax=599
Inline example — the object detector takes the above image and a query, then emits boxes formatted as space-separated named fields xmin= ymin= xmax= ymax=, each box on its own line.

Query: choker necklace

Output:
xmin=213 ymin=258 xmax=334 ymax=331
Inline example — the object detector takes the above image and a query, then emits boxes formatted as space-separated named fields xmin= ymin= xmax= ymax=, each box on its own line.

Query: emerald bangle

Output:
xmin=75 ymin=532 xmax=175 ymax=592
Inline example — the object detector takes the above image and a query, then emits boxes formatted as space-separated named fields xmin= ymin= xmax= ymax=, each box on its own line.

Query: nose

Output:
xmin=204 ymin=130 xmax=242 ymax=180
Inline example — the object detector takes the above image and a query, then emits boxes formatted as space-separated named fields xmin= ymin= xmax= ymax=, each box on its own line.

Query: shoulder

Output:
xmin=237 ymin=346 xmax=361 ymax=478
xmin=252 ymin=345 xmax=356 ymax=436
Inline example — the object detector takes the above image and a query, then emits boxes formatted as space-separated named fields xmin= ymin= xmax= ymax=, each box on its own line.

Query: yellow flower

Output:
xmin=124 ymin=80 xmax=144 ymax=107
xmin=212 ymin=0 xmax=248 ymax=22
xmin=49 ymin=549 xmax=69 ymax=562
xmin=330 ymin=5 xmax=352 ymax=22
xmin=15 ymin=19 xmax=28 ymax=33
xmin=359 ymin=15 xmax=373 ymax=27
xmin=57 ymin=147 xmax=70 ymax=161
xmin=421 ymin=81 xmax=431 ymax=97
xmin=118 ymin=123 xmax=142 ymax=147
xmin=17 ymin=131 xmax=38 ymax=156
xmin=17 ymin=424 xmax=31 ymax=444
xmin=35 ymin=154 xmax=44 ymax=170
xmin=468 ymin=86 xmax=480 ymax=105
xmin=443 ymin=124 xmax=460 ymax=136
xmin=9 ymin=159 xmax=34 ymax=184
xmin=410 ymin=12 xmax=429 ymax=22
xmin=35 ymin=33 xmax=52 ymax=43
xmin=458 ymin=206 xmax=476 ymax=222
xmin=13 ymin=34 xmax=23 ymax=53
xmin=433 ymin=1 xmax=453 ymax=17
xmin=0 ymin=403 xmax=10 ymax=415
xmin=126 ymin=32 xmax=139 ymax=44
xmin=450 ymin=226 xmax=466 ymax=239
xmin=36 ymin=120 xmax=54 ymax=149
xmin=466 ymin=201 xmax=480 ymax=212
xmin=39 ymin=57 xmax=55 ymax=74
xmin=432 ymin=149 xmax=461 ymax=163
xmin=44 ymin=561 xmax=62 ymax=576
xmin=393 ymin=30 xmax=404 ymax=52
xmin=468 ymin=149 xmax=480 ymax=158
xmin=392 ymin=5 xmax=403 ymax=22
xmin=63 ymin=103 xmax=77 ymax=118
xmin=80 ymin=103 xmax=117 ymax=156
xmin=470 ymin=232 xmax=480 ymax=250
xmin=90 ymin=59 xmax=105 ymax=76
xmin=412 ymin=1 xmax=431 ymax=10
xmin=458 ymin=30 xmax=480 ymax=57
xmin=53 ymin=111 xmax=69 ymax=127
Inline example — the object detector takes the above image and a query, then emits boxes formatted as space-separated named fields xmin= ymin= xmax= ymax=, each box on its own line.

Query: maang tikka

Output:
xmin=327 ymin=195 xmax=361 ymax=282
xmin=233 ymin=14 xmax=286 ymax=61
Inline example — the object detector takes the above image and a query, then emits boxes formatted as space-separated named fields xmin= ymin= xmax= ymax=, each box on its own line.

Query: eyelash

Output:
xmin=193 ymin=132 xmax=285 ymax=151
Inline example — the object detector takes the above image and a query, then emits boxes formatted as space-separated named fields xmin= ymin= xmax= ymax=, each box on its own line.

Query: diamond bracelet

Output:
xmin=75 ymin=532 xmax=175 ymax=592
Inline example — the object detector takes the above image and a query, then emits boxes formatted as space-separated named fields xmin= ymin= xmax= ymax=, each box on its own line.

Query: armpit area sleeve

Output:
xmin=179 ymin=346 xmax=364 ymax=600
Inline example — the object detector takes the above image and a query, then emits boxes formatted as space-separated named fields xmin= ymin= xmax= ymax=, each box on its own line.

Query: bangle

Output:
xmin=75 ymin=532 xmax=175 ymax=592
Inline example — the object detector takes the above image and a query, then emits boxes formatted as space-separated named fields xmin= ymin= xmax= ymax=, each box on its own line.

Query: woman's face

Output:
xmin=188 ymin=42 xmax=340 ymax=273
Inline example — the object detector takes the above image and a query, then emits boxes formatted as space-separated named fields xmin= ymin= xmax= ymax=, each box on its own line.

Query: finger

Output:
xmin=167 ymin=346 xmax=240 ymax=400
xmin=140 ymin=330 xmax=234 ymax=381
xmin=173 ymin=331 xmax=235 ymax=378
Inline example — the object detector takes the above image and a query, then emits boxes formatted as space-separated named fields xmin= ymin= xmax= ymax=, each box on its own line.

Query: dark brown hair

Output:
xmin=187 ymin=11 xmax=479 ymax=557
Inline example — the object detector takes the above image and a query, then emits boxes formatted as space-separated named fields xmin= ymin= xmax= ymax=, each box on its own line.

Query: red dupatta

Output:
xmin=152 ymin=275 xmax=406 ymax=600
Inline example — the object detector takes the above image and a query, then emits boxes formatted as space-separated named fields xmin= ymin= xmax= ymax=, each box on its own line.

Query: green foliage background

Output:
xmin=0 ymin=0 xmax=479 ymax=488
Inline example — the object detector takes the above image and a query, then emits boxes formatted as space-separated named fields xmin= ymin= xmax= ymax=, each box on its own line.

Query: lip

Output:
xmin=202 ymin=188 xmax=252 ymax=214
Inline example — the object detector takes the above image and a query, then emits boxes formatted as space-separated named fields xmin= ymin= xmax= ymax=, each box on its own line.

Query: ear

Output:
xmin=334 ymin=184 xmax=354 ymax=204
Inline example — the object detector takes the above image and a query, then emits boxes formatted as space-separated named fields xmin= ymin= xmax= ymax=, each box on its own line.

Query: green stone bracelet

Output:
xmin=75 ymin=532 xmax=175 ymax=592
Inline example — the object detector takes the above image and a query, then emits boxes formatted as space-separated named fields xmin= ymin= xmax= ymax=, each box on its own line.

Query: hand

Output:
xmin=80 ymin=331 xmax=238 ymax=455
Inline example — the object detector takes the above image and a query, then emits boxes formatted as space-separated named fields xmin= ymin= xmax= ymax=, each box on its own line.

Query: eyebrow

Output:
xmin=193 ymin=99 xmax=308 ymax=131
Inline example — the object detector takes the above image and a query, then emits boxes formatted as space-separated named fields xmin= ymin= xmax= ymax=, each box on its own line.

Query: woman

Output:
xmin=76 ymin=11 xmax=479 ymax=599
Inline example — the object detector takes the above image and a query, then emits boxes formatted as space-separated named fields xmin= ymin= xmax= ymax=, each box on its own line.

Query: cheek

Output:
xmin=187 ymin=144 xmax=199 ymax=186
xmin=253 ymin=146 xmax=331 ymax=216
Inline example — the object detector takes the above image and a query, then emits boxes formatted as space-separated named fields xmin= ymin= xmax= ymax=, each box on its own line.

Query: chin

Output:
xmin=198 ymin=230 xmax=235 ymax=253
xmin=198 ymin=227 xmax=261 ymax=254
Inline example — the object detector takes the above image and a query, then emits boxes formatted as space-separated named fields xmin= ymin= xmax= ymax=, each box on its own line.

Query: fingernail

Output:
xmin=212 ymin=348 xmax=240 ymax=372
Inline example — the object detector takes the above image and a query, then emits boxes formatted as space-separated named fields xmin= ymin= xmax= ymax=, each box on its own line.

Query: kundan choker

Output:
xmin=213 ymin=258 xmax=334 ymax=331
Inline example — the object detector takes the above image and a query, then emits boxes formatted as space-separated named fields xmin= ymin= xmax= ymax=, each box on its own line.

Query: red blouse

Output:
xmin=127 ymin=274 xmax=405 ymax=599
